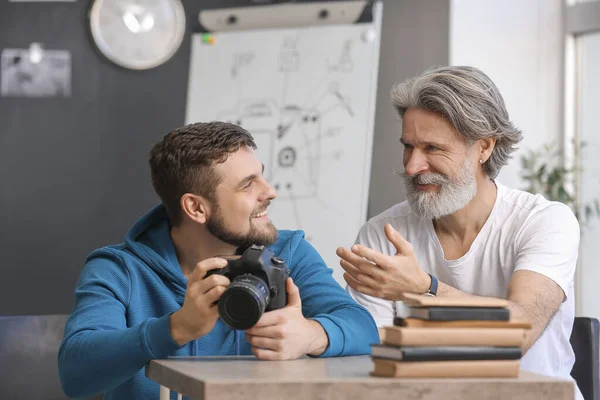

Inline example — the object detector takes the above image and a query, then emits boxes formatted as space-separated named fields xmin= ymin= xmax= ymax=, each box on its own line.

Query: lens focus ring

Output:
xmin=218 ymin=274 xmax=270 ymax=330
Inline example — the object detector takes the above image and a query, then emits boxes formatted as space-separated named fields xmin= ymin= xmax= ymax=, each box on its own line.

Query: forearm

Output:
xmin=170 ymin=309 xmax=203 ymax=345
xmin=306 ymin=319 xmax=329 ymax=356
xmin=312 ymin=304 xmax=379 ymax=357
xmin=58 ymin=315 xmax=180 ymax=398
xmin=437 ymin=281 xmax=540 ymax=353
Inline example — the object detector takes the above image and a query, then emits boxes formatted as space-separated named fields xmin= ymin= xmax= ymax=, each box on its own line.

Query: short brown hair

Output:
xmin=149 ymin=121 xmax=256 ymax=225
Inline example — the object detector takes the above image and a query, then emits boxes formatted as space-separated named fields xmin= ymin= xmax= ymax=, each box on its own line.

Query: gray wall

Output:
xmin=367 ymin=0 xmax=450 ymax=218
xmin=0 ymin=0 xmax=213 ymax=316
xmin=0 ymin=0 xmax=449 ymax=315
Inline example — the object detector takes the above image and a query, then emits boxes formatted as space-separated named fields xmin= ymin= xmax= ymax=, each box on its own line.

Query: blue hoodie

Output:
xmin=58 ymin=205 xmax=379 ymax=399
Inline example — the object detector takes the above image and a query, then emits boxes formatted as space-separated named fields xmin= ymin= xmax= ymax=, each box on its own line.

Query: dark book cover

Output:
xmin=371 ymin=344 xmax=522 ymax=362
xmin=393 ymin=317 xmax=531 ymax=329
xmin=409 ymin=306 xmax=510 ymax=321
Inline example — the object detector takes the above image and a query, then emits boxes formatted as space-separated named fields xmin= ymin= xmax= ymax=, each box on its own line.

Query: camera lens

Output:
xmin=218 ymin=274 xmax=270 ymax=330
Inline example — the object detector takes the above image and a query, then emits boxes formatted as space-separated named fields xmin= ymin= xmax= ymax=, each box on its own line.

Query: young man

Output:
xmin=59 ymin=122 xmax=378 ymax=399
xmin=337 ymin=66 xmax=581 ymax=398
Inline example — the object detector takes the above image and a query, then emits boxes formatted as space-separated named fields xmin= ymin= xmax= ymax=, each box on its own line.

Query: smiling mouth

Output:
xmin=252 ymin=210 xmax=267 ymax=218
xmin=415 ymin=183 xmax=440 ymax=191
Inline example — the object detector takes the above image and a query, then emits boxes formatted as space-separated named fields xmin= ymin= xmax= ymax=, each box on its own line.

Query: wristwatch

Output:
xmin=423 ymin=273 xmax=438 ymax=297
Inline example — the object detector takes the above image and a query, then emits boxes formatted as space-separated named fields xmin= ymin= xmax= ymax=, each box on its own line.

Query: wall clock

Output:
xmin=89 ymin=0 xmax=186 ymax=70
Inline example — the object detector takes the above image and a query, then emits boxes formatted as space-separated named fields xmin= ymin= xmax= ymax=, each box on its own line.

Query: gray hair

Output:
xmin=391 ymin=66 xmax=523 ymax=178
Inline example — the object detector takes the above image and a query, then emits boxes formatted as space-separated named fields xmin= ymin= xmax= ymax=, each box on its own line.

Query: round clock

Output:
xmin=89 ymin=0 xmax=186 ymax=70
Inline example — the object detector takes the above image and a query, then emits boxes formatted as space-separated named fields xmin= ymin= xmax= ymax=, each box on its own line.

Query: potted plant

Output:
xmin=519 ymin=141 xmax=600 ymax=228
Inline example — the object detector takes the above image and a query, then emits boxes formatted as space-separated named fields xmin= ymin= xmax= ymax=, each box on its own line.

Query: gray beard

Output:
xmin=402 ymin=156 xmax=477 ymax=220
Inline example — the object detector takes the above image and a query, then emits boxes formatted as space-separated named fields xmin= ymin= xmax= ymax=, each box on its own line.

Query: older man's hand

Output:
xmin=336 ymin=224 xmax=431 ymax=300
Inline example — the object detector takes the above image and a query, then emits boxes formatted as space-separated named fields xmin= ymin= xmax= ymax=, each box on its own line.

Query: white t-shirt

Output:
xmin=348 ymin=182 xmax=581 ymax=395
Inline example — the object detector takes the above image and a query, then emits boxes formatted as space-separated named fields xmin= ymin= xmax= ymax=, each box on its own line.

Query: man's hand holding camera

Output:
xmin=170 ymin=250 xmax=329 ymax=360
xmin=336 ymin=224 xmax=431 ymax=300
xmin=245 ymin=277 xmax=329 ymax=360
xmin=169 ymin=258 xmax=231 ymax=346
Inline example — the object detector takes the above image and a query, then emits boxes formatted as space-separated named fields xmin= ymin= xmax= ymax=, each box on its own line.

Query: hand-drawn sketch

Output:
xmin=278 ymin=35 xmax=300 ymax=73
xmin=217 ymin=92 xmax=352 ymax=205
xmin=231 ymin=52 xmax=255 ymax=78
xmin=328 ymin=39 xmax=353 ymax=73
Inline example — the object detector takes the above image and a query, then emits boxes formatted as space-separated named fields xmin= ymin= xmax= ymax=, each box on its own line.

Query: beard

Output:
xmin=206 ymin=200 xmax=278 ymax=250
xmin=402 ymin=155 xmax=477 ymax=220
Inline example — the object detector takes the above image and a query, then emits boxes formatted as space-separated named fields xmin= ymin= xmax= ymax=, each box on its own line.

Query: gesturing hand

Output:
xmin=336 ymin=224 xmax=430 ymax=300
xmin=245 ymin=277 xmax=328 ymax=360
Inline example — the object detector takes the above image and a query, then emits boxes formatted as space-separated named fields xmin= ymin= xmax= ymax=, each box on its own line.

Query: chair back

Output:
xmin=0 ymin=314 xmax=102 ymax=399
xmin=570 ymin=316 xmax=600 ymax=400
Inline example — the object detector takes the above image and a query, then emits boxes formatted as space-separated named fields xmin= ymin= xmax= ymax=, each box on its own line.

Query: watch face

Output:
xmin=89 ymin=0 xmax=186 ymax=70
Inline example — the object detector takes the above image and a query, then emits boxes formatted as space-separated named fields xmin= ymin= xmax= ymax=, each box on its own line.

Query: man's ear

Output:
xmin=479 ymin=137 xmax=496 ymax=163
xmin=180 ymin=193 xmax=212 ymax=224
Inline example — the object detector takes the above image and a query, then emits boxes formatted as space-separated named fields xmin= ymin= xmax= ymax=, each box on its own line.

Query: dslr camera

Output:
xmin=206 ymin=244 xmax=289 ymax=330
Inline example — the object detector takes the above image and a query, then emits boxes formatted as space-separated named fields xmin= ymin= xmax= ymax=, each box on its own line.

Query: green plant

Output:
xmin=519 ymin=141 xmax=600 ymax=227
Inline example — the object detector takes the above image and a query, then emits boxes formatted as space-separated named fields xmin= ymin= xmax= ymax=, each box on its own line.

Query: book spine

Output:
xmin=384 ymin=328 xmax=526 ymax=347
xmin=373 ymin=346 xmax=522 ymax=362
xmin=394 ymin=317 xmax=532 ymax=329
xmin=423 ymin=308 xmax=510 ymax=321
xmin=371 ymin=359 xmax=520 ymax=378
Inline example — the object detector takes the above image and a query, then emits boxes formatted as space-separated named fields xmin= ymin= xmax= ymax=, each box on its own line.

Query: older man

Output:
xmin=337 ymin=66 xmax=580 ymax=396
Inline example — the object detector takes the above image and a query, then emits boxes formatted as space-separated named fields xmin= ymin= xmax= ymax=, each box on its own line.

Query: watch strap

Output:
xmin=425 ymin=273 xmax=438 ymax=296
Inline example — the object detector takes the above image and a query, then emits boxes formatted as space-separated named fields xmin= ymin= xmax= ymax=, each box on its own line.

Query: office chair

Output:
xmin=0 ymin=314 xmax=102 ymax=400
xmin=570 ymin=317 xmax=600 ymax=400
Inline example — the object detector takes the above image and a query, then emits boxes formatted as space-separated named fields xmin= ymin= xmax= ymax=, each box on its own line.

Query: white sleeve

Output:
xmin=514 ymin=203 xmax=580 ymax=300
xmin=345 ymin=220 xmax=396 ymax=327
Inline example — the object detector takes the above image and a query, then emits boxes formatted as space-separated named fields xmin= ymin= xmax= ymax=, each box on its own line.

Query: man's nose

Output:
xmin=404 ymin=150 xmax=429 ymax=176
xmin=261 ymin=179 xmax=277 ymax=201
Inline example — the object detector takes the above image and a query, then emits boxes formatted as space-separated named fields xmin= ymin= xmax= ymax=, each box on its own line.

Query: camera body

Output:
xmin=206 ymin=244 xmax=289 ymax=330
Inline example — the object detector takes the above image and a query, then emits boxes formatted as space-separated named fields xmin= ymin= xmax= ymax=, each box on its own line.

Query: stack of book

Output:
xmin=371 ymin=293 xmax=531 ymax=378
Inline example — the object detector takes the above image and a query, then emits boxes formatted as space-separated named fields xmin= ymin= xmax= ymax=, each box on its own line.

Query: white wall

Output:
xmin=449 ymin=0 xmax=563 ymax=190
xmin=577 ymin=31 xmax=600 ymax=321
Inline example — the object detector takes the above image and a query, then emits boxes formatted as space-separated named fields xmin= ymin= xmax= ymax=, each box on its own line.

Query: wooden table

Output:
xmin=146 ymin=355 xmax=575 ymax=400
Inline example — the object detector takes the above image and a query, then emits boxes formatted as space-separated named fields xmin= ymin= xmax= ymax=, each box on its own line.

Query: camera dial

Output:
xmin=270 ymin=256 xmax=285 ymax=265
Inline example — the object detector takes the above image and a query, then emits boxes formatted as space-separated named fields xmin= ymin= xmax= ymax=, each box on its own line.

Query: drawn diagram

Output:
xmin=214 ymin=35 xmax=355 ymax=217
xmin=278 ymin=35 xmax=300 ymax=73
xmin=231 ymin=51 xmax=254 ymax=78
xmin=185 ymin=14 xmax=382 ymax=284
xmin=218 ymin=99 xmax=347 ymax=205
xmin=328 ymin=39 xmax=353 ymax=73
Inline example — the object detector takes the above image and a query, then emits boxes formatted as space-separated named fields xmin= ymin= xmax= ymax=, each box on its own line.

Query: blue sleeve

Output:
xmin=57 ymin=250 xmax=181 ymax=398
xmin=288 ymin=237 xmax=379 ymax=357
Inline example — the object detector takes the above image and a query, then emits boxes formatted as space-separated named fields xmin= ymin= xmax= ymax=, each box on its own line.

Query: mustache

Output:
xmin=400 ymin=172 xmax=450 ymax=186
xmin=253 ymin=200 xmax=271 ymax=215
